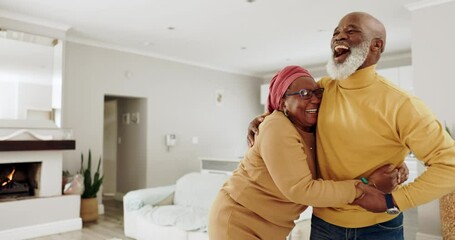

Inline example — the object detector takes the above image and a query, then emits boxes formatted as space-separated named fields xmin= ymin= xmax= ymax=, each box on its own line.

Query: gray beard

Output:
xmin=326 ymin=40 xmax=370 ymax=80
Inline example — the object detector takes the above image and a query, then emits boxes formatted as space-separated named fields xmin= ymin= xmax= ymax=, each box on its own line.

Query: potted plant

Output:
xmin=440 ymin=123 xmax=454 ymax=239
xmin=79 ymin=149 xmax=104 ymax=222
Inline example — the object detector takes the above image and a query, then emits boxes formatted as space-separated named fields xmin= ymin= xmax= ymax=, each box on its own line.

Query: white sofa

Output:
xmin=123 ymin=172 xmax=230 ymax=240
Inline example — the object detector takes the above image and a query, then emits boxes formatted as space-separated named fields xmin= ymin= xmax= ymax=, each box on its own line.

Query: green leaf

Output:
xmin=80 ymin=149 xmax=104 ymax=199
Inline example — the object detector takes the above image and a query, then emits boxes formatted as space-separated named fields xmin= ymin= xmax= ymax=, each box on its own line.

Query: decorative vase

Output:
xmin=80 ymin=197 xmax=99 ymax=222
xmin=440 ymin=191 xmax=455 ymax=239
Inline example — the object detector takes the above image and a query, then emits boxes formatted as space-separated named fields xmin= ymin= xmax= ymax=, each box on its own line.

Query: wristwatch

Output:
xmin=385 ymin=193 xmax=400 ymax=215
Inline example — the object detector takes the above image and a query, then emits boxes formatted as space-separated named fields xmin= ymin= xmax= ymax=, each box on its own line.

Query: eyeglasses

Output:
xmin=284 ymin=88 xmax=324 ymax=100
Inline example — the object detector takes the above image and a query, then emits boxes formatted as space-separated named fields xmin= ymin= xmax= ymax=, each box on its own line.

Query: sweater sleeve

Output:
xmin=258 ymin=113 xmax=358 ymax=207
xmin=392 ymin=97 xmax=455 ymax=211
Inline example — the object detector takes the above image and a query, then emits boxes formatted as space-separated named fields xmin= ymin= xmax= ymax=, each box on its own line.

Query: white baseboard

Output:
xmin=0 ymin=218 xmax=82 ymax=239
xmin=416 ymin=232 xmax=443 ymax=240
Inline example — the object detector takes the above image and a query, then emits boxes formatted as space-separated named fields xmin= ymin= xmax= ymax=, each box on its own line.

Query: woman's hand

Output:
xmin=352 ymin=183 xmax=387 ymax=213
xmin=368 ymin=163 xmax=409 ymax=193
xmin=247 ymin=113 xmax=270 ymax=147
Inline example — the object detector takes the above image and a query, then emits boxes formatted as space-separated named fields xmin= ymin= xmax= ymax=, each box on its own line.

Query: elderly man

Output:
xmin=248 ymin=12 xmax=455 ymax=240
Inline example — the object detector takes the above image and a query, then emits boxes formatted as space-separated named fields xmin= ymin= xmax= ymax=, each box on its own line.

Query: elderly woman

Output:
xmin=208 ymin=66 xmax=404 ymax=240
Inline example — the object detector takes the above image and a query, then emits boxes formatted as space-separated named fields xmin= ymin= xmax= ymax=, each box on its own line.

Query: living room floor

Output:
xmin=31 ymin=197 xmax=418 ymax=240
xmin=31 ymin=196 xmax=132 ymax=240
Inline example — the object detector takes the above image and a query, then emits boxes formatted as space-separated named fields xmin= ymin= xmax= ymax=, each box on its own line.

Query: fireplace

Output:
xmin=0 ymin=125 xmax=81 ymax=239
xmin=0 ymin=162 xmax=41 ymax=200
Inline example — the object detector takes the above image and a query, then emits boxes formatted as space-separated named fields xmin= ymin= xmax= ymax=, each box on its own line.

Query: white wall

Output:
xmin=17 ymin=82 xmax=52 ymax=119
xmin=0 ymin=81 xmax=52 ymax=119
xmin=0 ymin=81 xmax=18 ymax=119
xmin=411 ymin=2 xmax=455 ymax=126
xmin=61 ymin=42 xmax=263 ymax=188
xmin=410 ymin=1 xmax=455 ymax=238
xmin=376 ymin=65 xmax=414 ymax=94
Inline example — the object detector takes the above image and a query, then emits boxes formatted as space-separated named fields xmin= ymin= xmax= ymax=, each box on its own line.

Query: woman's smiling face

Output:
xmin=281 ymin=76 xmax=322 ymax=128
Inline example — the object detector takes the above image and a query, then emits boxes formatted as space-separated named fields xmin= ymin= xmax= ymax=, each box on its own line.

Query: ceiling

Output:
xmin=0 ymin=0 xmax=422 ymax=77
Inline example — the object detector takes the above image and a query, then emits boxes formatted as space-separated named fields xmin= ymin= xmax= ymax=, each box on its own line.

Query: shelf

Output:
xmin=0 ymin=140 xmax=75 ymax=151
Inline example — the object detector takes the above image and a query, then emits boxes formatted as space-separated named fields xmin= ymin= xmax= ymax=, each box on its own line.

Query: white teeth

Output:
xmin=306 ymin=109 xmax=318 ymax=113
xmin=335 ymin=45 xmax=349 ymax=50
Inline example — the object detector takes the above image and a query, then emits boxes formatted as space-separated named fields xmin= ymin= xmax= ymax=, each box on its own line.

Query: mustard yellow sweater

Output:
xmin=223 ymin=111 xmax=358 ymax=229
xmin=315 ymin=65 xmax=455 ymax=227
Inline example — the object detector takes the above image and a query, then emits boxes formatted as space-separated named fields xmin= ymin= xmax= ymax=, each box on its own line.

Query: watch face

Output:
xmin=386 ymin=207 xmax=400 ymax=215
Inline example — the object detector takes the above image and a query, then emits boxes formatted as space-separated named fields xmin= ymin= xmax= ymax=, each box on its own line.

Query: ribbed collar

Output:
xmin=338 ymin=65 xmax=377 ymax=89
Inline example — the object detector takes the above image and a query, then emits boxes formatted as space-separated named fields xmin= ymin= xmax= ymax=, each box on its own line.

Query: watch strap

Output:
xmin=385 ymin=193 xmax=395 ymax=208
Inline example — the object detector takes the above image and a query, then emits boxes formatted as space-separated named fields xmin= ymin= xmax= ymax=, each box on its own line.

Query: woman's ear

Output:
xmin=279 ymin=99 xmax=286 ymax=111
xmin=281 ymin=99 xmax=290 ymax=117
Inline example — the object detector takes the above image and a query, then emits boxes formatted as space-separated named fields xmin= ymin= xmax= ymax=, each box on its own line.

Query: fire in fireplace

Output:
xmin=0 ymin=162 xmax=41 ymax=200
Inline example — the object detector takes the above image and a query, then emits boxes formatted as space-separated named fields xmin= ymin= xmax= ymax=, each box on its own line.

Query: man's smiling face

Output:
xmin=331 ymin=14 xmax=367 ymax=64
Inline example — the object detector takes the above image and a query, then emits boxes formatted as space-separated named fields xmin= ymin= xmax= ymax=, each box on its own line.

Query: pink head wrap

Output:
xmin=266 ymin=65 xmax=313 ymax=113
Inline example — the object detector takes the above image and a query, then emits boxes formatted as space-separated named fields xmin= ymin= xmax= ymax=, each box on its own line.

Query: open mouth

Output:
xmin=306 ymin=109 xmax=318 ymax=114
xmin=333 ymin=45 xmax=350 ymax=62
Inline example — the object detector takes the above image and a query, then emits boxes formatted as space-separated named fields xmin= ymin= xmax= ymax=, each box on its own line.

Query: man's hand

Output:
xmin=247 ymin=113 xmax=269 ymax=147
xmin=368 ymin=163 xmax=409 ymax=193
xmin=397 ymin=163 xmax=409 ymax=184
xmin=352 ymin=183 xmax=387 ymax=213
xmin=368 ymin=164 xmax=398 ymax=193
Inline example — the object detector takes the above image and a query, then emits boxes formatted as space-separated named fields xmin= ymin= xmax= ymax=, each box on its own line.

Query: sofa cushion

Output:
xmin=173 ymin=172 xmax=228 ymax=210
xmin=140 ymin=205 xmax=209 ymax=231
xmin=124 ymin=185 xmax=175 ymax=211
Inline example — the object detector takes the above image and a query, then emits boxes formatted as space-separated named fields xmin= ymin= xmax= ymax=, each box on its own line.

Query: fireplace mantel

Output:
xmin=0 ymin=140 xmax=75 ymax=151
xmin=0 ymin=121 xmax=81 ymax=238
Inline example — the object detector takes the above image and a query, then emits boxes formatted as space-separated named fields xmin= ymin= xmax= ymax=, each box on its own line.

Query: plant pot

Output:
xmin=80 ymin=197 xmax=99 ymax=222
xmin=440 ymin=191 xmax=455 ymax=239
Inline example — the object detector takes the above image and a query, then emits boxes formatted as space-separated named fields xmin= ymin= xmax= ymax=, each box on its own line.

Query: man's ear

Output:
xmin=372 ymin=38 xmax=384 ymax=53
